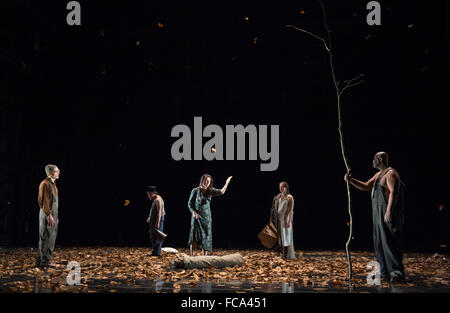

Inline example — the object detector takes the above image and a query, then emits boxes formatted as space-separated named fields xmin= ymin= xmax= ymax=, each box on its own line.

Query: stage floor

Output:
xmin=0 ymin=247 xmax=449 ymax=293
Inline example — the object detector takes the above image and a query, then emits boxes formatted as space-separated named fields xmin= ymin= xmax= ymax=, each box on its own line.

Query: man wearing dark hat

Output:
xmin=146 ymin=186 xmax=166 ymax=256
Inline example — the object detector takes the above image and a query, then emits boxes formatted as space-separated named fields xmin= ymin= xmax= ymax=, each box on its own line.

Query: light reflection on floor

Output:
xmin=2 ymin=247 xmax=449 ymax=293
xmin=26 ymin=278 xmax=450 ymax=293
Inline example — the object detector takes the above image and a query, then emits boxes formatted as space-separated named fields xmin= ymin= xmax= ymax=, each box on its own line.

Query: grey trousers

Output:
xmin=36 ymin=210 xmax=58 ymax=266
xmin=372 ymin=187 xmax=404 ymax=277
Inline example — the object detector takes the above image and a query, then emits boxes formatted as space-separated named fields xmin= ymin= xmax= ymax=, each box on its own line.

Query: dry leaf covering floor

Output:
xmin=0 ymin=247 xmax=449 ymax=293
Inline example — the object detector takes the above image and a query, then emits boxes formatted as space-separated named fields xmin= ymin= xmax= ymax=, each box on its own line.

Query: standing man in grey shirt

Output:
xmin=146 ymin=186 xmax=166 ymax=256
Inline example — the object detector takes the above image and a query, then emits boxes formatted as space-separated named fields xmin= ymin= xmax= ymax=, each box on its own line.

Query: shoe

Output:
xmin=390 ymin=272 xmax=406 ymax=283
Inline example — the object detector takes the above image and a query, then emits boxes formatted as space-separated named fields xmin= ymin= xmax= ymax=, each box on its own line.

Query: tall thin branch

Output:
xmin=286 ymin=0 xmax=364 ymax=283
xmin=285 ymin=25 xmax=330 ymax=52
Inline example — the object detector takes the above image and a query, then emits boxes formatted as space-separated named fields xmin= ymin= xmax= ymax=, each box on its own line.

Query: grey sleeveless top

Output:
xmin=149 ymin=196 xmax=165 ymax=224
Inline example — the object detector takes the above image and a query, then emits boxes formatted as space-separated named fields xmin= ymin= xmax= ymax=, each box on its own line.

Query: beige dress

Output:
xmin=277 ymin=195 xmax=293 ymax=247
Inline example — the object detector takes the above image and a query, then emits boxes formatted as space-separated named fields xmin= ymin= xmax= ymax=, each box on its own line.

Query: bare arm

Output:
xmin=384 ymin=172 xmax=399 ymax=223
xmin=286 ymin=196 xmax=294 ymax=227
xmin=345 ymin=172 xmax=378 ymax=191
xmin=209 ymin=176 xmax=233 ymax=197
xmin=156 ymin=198 xmax=162 ymax=228
xmin=220 ymin=176 xmax=233 ymax=194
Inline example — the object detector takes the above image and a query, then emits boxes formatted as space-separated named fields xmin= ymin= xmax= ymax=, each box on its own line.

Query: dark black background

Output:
xmin=1 ymin=0 xmax=449 ymax=252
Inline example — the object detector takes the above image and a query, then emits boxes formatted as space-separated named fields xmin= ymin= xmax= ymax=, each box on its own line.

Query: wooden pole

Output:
xmin=286 ymin=0 xmax=364 ymax=282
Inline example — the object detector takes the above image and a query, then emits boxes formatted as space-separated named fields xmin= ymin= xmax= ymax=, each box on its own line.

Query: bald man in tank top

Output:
xmin=344 ymin=152 xmax=406 ymax=283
